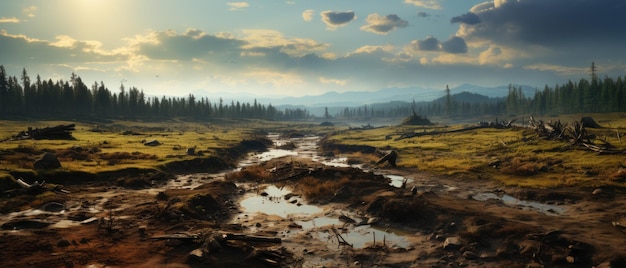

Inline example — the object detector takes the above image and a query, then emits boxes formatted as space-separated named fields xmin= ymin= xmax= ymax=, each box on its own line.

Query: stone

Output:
xmin=57 ymin=239 xmax=71 ymax=247
xmin=592 ymin=188 xmax=603 ymax=195
xmin=463 ymin=250 xmax=479 ymax=260
xmin=34 ymin=152 xmax=61 ymax=169
xmin=443 ymin=237 xmax=462 ymax=250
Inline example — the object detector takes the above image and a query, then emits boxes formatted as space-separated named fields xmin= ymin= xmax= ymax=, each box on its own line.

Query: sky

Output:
xmin=1 ymin=0 xmax=626 ymax=98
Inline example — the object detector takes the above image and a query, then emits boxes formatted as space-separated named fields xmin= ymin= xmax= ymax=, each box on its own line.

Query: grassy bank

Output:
xmin=325 ymin=113 xmax=626 ymax=188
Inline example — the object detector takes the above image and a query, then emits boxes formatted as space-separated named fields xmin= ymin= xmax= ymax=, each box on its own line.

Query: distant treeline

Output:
xmin=0 ymin=65 xmax=310 ymax=120
xmin=2 ymin=64 xmax=625 ymax=121
xmin=336 ymin=63 xmax=626 ymax=120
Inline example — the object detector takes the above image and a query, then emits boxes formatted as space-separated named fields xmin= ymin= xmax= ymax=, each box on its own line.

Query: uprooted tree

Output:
xmin=529 ymin=116 xmax=624 ymax=154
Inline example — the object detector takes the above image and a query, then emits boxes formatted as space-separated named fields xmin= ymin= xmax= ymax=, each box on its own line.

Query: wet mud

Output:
xmin=1 ymin=134 xmax=625 ymax=267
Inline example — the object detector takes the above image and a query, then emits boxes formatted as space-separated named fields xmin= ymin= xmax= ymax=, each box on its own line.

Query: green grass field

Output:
xmin=2 ymin=114 xmax=625 ymax=190
xmin=325 ymin=113 xmax=626 ymax=188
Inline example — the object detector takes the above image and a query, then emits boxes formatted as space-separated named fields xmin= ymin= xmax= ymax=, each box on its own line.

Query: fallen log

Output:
xmin=222 ymin=233 xmax=282 ymax=244
xmin=150 ymin=232 xmax=200 ymax=241
xmin=12 ymin=124 xmax=76 ymax=140
xmin=395 ymin=125 xmax=489 ymax=140
xmin=582 ymin=143 xmax=625 ymax=154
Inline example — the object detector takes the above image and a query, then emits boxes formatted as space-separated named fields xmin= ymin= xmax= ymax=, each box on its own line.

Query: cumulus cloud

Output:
xmin=302 ymin=9 xmax=314 ymax=22
xmin=441 ymin=36 xmax=467 ymax=54
xmin=0 ymin=17 xmax=20 ymax=23
xmin=416 ymin=37 xmax=439 ymax=51
xmin=132 ymin=29 xmax=245 ymax=61
xmin=320 ymin=10 xmax=356 ymax=30
xmin=240 ymin=29 xmax=329 ymax=57
xmin=403 ymin=0 xmax=442 ymax=10
xmin=450 ymin=12 xmax=480 ymax=25
xmin=361 ymin=14 xmax=408 ymax=35
xmin=0 ymin=30 xmax=122 ymax=65
xmin=459 ymin=0 xmax=626 ymax=48
xmin=227 ymin=2 xmax=249 ymax=11
xmin=411 ymin=36 xmax=467 ymax=54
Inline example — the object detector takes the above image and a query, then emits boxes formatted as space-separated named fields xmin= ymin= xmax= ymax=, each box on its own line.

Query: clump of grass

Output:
xmin=500 ymin=157 xmax=542 ymax=176
xmin=225 ymin=165 xmax=271 ymax=182
xmin=297 ymin=176 xmax=350 ymax=199
xmin=100 ymin=151 xmax=157 ymax=166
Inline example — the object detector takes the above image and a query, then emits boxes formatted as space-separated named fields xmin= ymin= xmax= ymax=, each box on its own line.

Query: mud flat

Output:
xmin=0 ymin=133 xmax=625 ymax=267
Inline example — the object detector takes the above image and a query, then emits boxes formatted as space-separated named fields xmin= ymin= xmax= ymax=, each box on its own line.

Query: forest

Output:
xmin=1 ymin=63 xmax=625 ymax=121
xmin=336 ymin=63 xmax=626 ymax=120
xmin=0 ymin=65 xmax=310 ymax=121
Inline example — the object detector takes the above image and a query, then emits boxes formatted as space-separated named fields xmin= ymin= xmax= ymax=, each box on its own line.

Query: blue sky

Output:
xmin=1 ymin=0 xmax=625 ymax=98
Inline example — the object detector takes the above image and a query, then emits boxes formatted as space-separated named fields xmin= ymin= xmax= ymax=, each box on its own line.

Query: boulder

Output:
xmin=34 ymin=152 xmax=61 ymax=169
xmin=443 ymin=236 xmax=462 ymax=250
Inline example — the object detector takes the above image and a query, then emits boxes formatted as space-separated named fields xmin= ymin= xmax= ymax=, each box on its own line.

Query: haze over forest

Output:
xmin=1 ymin=63 xmax=625 ymax=121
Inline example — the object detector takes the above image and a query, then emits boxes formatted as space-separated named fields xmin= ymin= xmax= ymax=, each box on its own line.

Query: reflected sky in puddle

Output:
xmin=314 ymin=225 xmax=411 ymax=249
xmin=234 ymin=183 xmax=412 ymax=249
xmin=237 ymin=185 xmax=323 ymax=218
xmin=385 ymin=174 xmax=415 ymax=188
xmin=472 ymin=192 xmax=565 ymax=215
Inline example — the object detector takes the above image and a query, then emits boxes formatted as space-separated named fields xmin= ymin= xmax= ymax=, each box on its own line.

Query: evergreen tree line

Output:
xmin=337 ymin=69 xmax=626 ymax=120
xmin=0 ymin=66 xmax=310 ymax=120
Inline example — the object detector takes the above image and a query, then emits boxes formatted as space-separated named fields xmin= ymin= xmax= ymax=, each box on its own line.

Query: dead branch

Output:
xmin=222 ymin=233 xmax=282 ymax=244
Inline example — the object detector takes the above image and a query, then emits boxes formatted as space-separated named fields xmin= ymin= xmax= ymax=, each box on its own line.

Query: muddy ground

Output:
xmin=1 ymin=137 xmax=626 ymax=267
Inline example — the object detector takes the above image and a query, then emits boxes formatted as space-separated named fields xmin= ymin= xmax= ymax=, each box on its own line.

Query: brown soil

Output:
xmin=1 ymin=151 xmax=626 ymax=267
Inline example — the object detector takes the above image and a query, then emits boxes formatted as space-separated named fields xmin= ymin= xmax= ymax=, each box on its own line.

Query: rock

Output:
xmin=367 ymin=217 xmax=380 ymax=225
xmin=488 ymin=159 xmax=501 ymax=168
xmin=144 ymin=140 xmax=161 ymax=146
xmin=463 ymin=250 xmax=479 ymax=260
xmin=186 ymin=147 xmax=196 ymax=156
xmin=34 ymin=152 xmax=61 ymax=169
xmin=2 ymin=219 xmax=51 ymax=230
xmin=40 ymin=202 xmax=65 ymax=212
xmin=443 ymin=237 xmax=462 ymax=250
xmin=57 ymin=239 xmax=71 ymax=247
xmin=592 ymin=188 xmax=603 ymax=195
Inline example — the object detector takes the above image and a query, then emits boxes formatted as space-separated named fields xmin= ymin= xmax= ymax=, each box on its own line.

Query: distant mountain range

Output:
xmin=194 ymin=83 xmax=538 ymax=109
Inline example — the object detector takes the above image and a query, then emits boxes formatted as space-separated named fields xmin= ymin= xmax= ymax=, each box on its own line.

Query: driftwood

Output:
xmin=17 ymin=178 xmax=45 ymax=189
xmin=222 ymin=233 xmax=282 ymax=244
xmin=150 ymin=232 xmax=200 ymax=241
xmin=530 ymin=116 xmax=625 ymax=154
xmin=330 ymin=227 xmax=353 ymax=248
xmin=375 ymin=150 xmax=398 ymax=167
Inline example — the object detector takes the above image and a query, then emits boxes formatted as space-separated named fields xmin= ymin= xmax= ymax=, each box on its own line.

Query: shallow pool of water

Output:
xmin=385 ymin=174 xmax=415 ymax=188
xmin=472 ymin=192 xmax=565 ymax=215
xmin=237 ymin=185 xmax=323 ymax=218
xmin=314 ymin=225 xmax=411 ymax=249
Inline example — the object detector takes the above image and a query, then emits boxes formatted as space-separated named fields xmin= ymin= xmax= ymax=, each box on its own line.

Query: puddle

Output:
xmin=472 ymin=193 xmax=565 ymax=215
xmin=314 ymin=225 xmax=411 ymax=249
xmin=233 ymin=184 xmax=413 ymax=250
xmin=238 ymin=149 xmax=298 ymax=167
xmin=236 ymin=185 xmax=323 ymax=218
xmin=385 ymin=174 xmax=415 ymax=188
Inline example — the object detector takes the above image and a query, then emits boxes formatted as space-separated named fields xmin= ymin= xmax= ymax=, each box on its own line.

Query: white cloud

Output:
xmin=361 ymin=13 xmax=408 ymax=35
xmin=320 ymin=76 xmax=347 ymax=86
xmin=403 ymin=0 xmax=442 ymax=10
xmin=0 ymin=17 xmax=20 ymax=23
xmin=302 ymin=9 xmax=314 ymax=22
xmin=227 ymin=2 xmax=249 ymax=11
xmin=321 ymin=10 xmax=356 ymax=30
